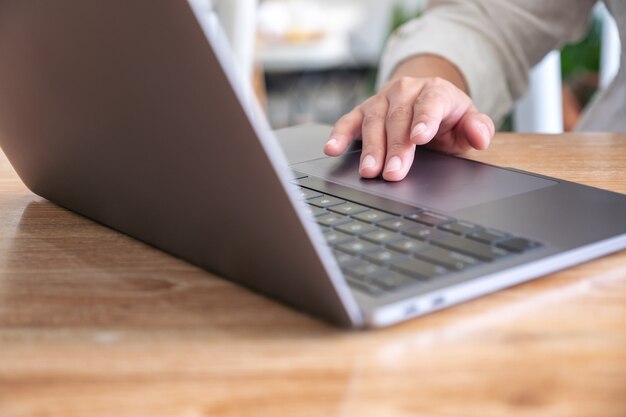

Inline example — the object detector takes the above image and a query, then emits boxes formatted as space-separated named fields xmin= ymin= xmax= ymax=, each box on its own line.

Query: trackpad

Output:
xmin=290 ymin=149 xmax=558 ymax=212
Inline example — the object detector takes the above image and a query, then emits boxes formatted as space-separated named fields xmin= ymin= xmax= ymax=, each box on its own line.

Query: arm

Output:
xmin=326 ymin=0 xmax=597 ymax=181
xmin=380 ymin=0 xmax=598 ymax=123
xmin=390 ymin=54 xmax=468 ymax=93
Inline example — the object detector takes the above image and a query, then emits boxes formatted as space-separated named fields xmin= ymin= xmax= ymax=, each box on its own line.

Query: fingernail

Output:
xmin=326 ymin=138 xmax=338 ymax=148
xmin=411 ymin=122 xmax=428 ymax=138
xmin=477 ymin=122 xmax=489 ymax=138
xmin=361 ymin=154 xmax=376 ymax=169
xmin=385 ymin=156 xmax=402 ymax=173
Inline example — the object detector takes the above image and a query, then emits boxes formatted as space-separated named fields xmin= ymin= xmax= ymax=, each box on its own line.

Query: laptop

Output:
xmin=0 ymin=1 xmax=624 ymax=328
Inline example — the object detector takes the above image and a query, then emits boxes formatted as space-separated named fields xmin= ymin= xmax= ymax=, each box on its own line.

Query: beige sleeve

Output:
xmin=378 ymin=0 xmax=597 ymax=123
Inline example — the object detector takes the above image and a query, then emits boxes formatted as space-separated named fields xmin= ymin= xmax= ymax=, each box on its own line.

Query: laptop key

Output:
xmin=363 ymin=248 xmax=408 ymax=265
xmin=305 ymin=204 xmax=327 ymax=217
xmin=362 ymin=229 xmax=403 ymax=245
xmin=345 ymin=264 xmax=419 ymax=293
xmin=434 ymin=235 xmax=509 ymax=261
xmin=317 ymin=213 xmax=351 ymax=227
xmin=370 ymin=270 xmax=421 ymax=291
xmin=332 ymin=250 xmax=361 ymax=268
xmin=335 ymin=220 xmax=378 ymax=236
xmin=328 ymin=202 xmax=370 ymax=216
xmin=308 ymin=195 xmax=345 ymax=208
xmin=405 ymin=226 xmax=455 ymax=242
xmin=440 ymin=221 xmax=483 ymax=235
xmin=414 ymin=247 xmax=480 ymax=271
xmin=497 ymin=237 xmax=542 ymax=253
xmin=387 ymin=237 xmax=430 ymax=254
xmin=335 ymin=239 xmax=379 ymax=256
xmin=324 ymin=230 xmax=354 ymax=245
xmin=345 ymin=276 xmax=385 ymax=297
xmin=391 ymin=258 xmax=448 ymax=279
xmin=297 ymin=188 xmax=323 ymax=200
xmin=378 ymin=218 xmax=421 ymax=233
xmin=353 ymin=209 xmax=395 ymax=224
xmin=344 ymin=262 xmax=384 ymax=278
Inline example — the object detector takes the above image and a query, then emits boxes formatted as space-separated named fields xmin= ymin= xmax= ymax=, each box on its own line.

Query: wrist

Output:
xmin=390 ymin=54 xmax=469 ymax=94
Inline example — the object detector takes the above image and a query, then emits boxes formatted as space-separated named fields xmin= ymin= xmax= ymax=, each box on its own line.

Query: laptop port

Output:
xmin=431 ymin=295 xmax=446 ymax=308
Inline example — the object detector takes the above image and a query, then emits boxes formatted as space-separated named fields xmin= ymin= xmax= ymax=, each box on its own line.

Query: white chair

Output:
xmin=514 ymin=2 xmax=620 ymax=133
xmin=599 ymin=2 xmax=620 ymax=89
xmin=513 ymin=51 xmax=564 ymax=133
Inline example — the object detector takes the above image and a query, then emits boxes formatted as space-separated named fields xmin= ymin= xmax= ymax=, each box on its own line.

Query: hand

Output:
xmin=324 ymin=76 xmax=495 ymax=181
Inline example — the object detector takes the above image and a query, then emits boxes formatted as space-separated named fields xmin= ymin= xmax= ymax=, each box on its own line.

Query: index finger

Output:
xmin=324 ymin=108 xmax=364 ymax=156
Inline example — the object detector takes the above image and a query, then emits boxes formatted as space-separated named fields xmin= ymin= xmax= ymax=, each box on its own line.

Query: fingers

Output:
xmin=409 ymin=78 xmax=462 ymax=146
xmin=324 ymin=108 xmax=363 ymax=156
xmin=325 ymin=97 xmax=391 ymax=178
xmin=358 ymin=97 xmax=389 ymax=178
xmin=381 ymin=78 xmax=462 ymax=181
xmin=460 ymin=111 xmax=494 ymax=150
xmin=381 ymin=147 xmax=416 ymax=182
xmin=408 ymin=77 xmax=494 ymax=154
xmin=326 ymin=76 xmax=494 ymax=182
xmin=427 ymin=110 xmax=494 ymax=154
xmin=382 ymin=99 xmax=418 ymax=181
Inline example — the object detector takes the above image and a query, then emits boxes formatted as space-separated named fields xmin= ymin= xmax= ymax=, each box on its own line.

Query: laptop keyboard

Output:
xmin=294 ymin=178 xmax=543 ymax=297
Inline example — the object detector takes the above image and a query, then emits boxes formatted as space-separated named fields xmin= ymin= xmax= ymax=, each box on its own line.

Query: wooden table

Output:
xmin=1 ymin=133 xmax=625 ymax=417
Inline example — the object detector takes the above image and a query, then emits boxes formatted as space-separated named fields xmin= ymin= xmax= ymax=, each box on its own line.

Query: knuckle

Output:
xmin=394 ymin=76 xmax=415 ymax=90
xmin=387 ymin=76 xmax=420 ymax=98
xmin=362 ymin=112 xmax=386 ymax=128
xmin=363 ymin=95 xmax=386 ymax=108
xmin=414 ymin=89 xmax=448 ymax=116
xmin=419 ymin=85 xmax=444 ymax=102
xmin=386 ymin=106 xmax=412 ymax=123
xmin=423 ymin=78 xmax=452 ymax=98
xmin=428 ymin=76 xmax=448 ymax=88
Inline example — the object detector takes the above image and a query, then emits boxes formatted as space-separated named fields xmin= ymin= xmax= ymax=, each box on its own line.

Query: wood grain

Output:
xmin=0 ymin=133 xmax=625 ymax=417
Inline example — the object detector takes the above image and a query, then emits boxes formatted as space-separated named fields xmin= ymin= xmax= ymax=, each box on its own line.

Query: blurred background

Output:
xmin=193 ymin=0 xmax=620 ymax=133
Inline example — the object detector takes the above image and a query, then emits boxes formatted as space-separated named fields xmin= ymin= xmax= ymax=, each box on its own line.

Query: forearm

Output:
xmin=390 ymin=54 xmax=468 ymax=94
xmin=380 ymin=0 xmax=595 ymax=123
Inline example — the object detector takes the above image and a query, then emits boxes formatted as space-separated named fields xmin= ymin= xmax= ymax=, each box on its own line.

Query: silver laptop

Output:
xmin=0 ymin=1 xmax=624 ymax=328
